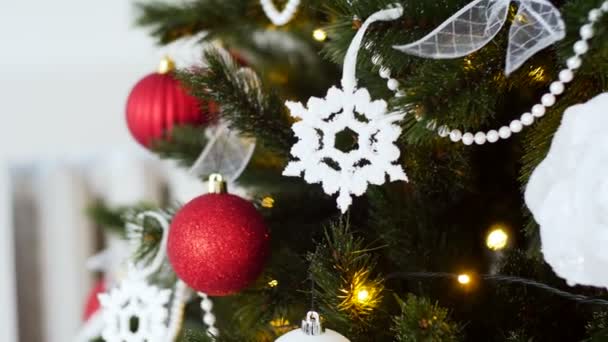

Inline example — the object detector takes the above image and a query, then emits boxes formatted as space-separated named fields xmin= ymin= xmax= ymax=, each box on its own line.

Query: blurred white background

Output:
xmin=0 ymin=1 xmax=202 ymax=341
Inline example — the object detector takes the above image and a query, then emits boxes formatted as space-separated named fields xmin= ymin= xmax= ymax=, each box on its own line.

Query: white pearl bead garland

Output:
xmin=199 ymin=292 xmax=219 ymax=338
xmin=521 ymin=113 xmax=534 ymax=126
xmin=449 ymin=129 xmax=462 ymax=142
xmin=462 ymin=132 xmax=474 ymax=145
xmin=367 ymin=3 xmax=603 ymax=145
xmin=487 ymin=130 xmax=499 ymax=143
xmin=541 ymin=93 xmax=556 ymax=107
xmin=550 ymin=81 xmax=564 ymax=95
xmin=474 ymin=132 xmax=487 ymax=145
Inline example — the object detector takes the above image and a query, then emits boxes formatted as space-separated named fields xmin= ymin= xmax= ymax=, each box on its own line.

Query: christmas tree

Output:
xmin=84 ymin=0 xmax=608 ymax=341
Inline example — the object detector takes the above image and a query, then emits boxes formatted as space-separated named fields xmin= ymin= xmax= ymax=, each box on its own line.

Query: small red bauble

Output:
xmin=125 ymin=57 xmax=217 ymax=148
xmin=167 ymin=175 xmax=270 ymax=296
xmin=83 ymin=278 xmax=105 ymax=321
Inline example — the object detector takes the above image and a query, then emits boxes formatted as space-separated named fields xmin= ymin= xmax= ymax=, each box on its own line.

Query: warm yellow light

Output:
xmin=268 ymin=279 xmax=279 ymax=288
xmin=463 ymin=56 xmax=475 ymax=71
xmin=337 ymin=269 xmax=383 ymax=317
xmin=356 ymin=288 xmax=370 ymax=303
xmin=261 ymin=196 xmax=275 ymax=208
xmin=313 ymin=29 xmax=327 ymax=42
xmin=528 ymin=66 xmax=547 ymax=82
xmin=270 ymin=317 xmax=290 ymax=328
xmin=486 ymin=227 xmax=509 ymax=251
xmin=457 ymin=273 xmax=471 ymax=285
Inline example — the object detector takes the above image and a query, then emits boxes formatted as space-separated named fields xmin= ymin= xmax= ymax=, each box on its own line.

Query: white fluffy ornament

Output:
xmin=275 ymin=311 xmax=350 ymax=342
xmin=283 ymin=6 xmax=407 ymax=213
xmin=525 ymin=93 xmax=608 ymax=288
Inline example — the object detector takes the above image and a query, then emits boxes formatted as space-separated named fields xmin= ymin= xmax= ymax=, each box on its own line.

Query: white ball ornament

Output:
xmin=526 ymin=93 xmax=608 ymax=288
xmin=603 ymin=1 xmax=608 ymax=12
xmin=275 ymin=311 xmax=350 ymax=342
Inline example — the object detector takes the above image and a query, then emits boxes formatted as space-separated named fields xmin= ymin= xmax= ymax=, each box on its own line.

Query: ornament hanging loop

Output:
xmin=126 ymin=211 xmax=171 ymax=279
xmin=341 ymin=5 xmax=404 ymax=92
xmin=301 ymin=311 xmax=323 ymax=336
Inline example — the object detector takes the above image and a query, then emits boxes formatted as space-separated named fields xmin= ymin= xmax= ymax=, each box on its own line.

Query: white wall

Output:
xmin=1 ymin=0 xmax=159 ymax=161
xmin=0 ymin=1 xmax=172 ymax=341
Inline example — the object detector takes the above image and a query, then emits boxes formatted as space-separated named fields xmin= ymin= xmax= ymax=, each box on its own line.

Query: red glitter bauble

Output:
xmin=83 ymin=278 xmax=105 ymax=321
xmin=125 ymin=58 xmax=217 ymax=148
xmin=167 ymin=193 xmax=270 ymax=296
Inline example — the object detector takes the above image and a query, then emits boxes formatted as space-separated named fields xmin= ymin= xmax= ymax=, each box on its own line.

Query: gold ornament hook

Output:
xmin=208 ymin=173 xmax=227 ymax=194
xmin=158 ymin=56 xmax=175 ymax=74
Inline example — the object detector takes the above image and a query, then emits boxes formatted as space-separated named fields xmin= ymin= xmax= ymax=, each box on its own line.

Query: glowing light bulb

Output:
xmin=356 ymin=288 xmax=370 ymax=303
xmin=486 ymin=227 xmax=509 ymax=251
xmin=268 ymin=279 xmax=279 ymax=288
xmin=261 ymin=196 xmax=275 ymax=208
xmin=313 ymin=29 xmax=327 ymax=42
xmin=457 ymin=273 xmax=471 ymax=285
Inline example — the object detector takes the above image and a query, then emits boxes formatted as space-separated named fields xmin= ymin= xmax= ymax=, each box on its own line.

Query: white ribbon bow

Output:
xmin=393 ymin=0 xmax=566 ymax=75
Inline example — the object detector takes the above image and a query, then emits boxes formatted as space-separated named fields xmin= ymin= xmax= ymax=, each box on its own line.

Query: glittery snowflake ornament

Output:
xmin=283 ymin=6 xmax=407 ymax=213
xmin=97 ymin=211 xmax=216 ymax=342
xmin=99 ymin=274 xmax=172 ymax=342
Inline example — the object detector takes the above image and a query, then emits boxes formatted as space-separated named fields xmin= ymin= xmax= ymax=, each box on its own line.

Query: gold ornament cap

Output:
xmin=301 ymin=311 xmax=323 ymax=336
xmin=208 ymin=173 xmax=227 ymax=194
xmin=158 ymin=56 xmax=176 ymax=74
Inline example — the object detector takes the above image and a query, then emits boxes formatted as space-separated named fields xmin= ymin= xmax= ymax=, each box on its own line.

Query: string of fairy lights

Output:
xmin=250 ymin=20 xmax=607 ymax=337
xmin=264 ymin=196 xmax=604 ymax=331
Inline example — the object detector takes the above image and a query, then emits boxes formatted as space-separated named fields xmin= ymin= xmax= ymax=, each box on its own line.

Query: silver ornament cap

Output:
xmin=275 ymin=310 xmax=351 ymax=341
xmin=301 ymin=311 xmax=323 ymax=335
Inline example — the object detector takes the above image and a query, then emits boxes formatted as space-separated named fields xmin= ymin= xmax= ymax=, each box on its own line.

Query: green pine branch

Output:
xmin=391 ymin=294 xmax=462 ymax=342
xmin=176 ymin=46 xmax=296 ymax=158
xmin=308 ymin=218 xmax=388 ymax=340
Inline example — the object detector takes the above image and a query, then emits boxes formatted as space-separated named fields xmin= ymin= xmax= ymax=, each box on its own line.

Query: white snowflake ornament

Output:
xmin=99 ymin=274 xmax=172 ymax=342
xmin=97 ymin=211 xmax=217 ymax=342
xmin=283 ymin=6 xmax=407 ymax=213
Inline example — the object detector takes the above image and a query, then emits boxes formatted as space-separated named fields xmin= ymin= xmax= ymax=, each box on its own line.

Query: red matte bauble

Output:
xmin=125 ymin=68 xmax=217 ymax=148
xmin=167 ymin=193 xmax=270 ymax=296
xmin=83 ymin=279 xmax=105 ymax=321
